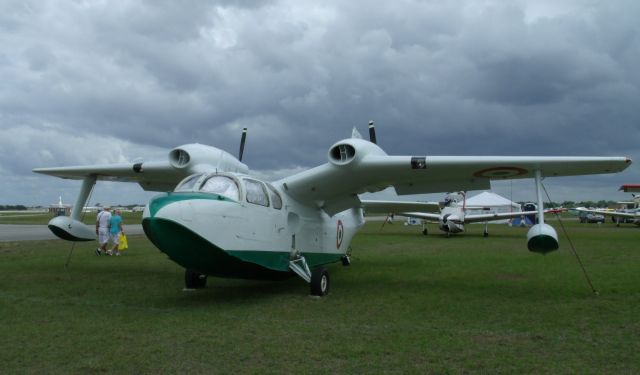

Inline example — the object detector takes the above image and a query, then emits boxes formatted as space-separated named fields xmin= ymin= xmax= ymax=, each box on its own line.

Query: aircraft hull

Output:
xmin=142 ymin=192 xmax=362 ymax=280
xmin=143 ymin=217 xmax=294 ymax=280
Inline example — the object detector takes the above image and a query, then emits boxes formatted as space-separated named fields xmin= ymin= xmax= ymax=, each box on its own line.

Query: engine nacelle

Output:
xmin=169 ymin=144 xmax=249 ymax=174
xmin=327 ymin=138 xmax=387 ymax=167
xmin=47 ymin=216 xmax=95 ymax=242
xmin=527 ymin=223 xmax=559 ymax=254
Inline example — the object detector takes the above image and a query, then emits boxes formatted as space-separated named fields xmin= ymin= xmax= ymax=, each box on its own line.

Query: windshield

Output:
xmin=175 ymin=174 xmax=203 ymax=192
xmin=200 ymin=175 xmax=240 ymax=201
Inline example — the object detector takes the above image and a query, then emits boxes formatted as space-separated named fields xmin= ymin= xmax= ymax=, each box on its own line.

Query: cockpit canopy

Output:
xmin=174 ymin=173 xmax=282 ymax=209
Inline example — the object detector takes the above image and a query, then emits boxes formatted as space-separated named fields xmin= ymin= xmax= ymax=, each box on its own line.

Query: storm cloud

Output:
xmin=1 ymin=0 xmax=638 ymax=205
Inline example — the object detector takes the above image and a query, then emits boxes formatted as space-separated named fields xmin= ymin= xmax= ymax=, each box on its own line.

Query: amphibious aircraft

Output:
xmin=33 ymin=124 xmax=632 ymax=296
xmin=574 ymin=184 xmax=640 ymax=226
xmin=363 ymin=192 xmax=537 ymax=237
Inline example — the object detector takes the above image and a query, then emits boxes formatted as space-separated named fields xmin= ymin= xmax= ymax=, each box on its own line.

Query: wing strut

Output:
xmin=47 ymin=175 xmax=97 ymax=242
xmin=534 ymin=169 xmax=545 ymax=226
xmin=71 ymin=175 xmax=96 ymax=221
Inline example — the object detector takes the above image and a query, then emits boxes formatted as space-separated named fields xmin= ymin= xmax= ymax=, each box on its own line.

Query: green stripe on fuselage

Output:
xmin=142 ymin=217 xmax=343 ymax=280
xmin=148 ymin=192 xmax=238 ymax=217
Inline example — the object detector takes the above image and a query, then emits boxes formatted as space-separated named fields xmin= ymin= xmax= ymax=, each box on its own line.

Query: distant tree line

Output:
xmin=0 ymin=205 xmax=28 ymax=211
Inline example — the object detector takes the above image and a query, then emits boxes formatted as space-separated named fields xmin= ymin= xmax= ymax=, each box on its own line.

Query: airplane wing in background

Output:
xmin=360 ymin=200 xmax=440 ymax=215
xmin=394 ymin=211 xmax=442 ymax=221
xmin=461 ymin=211 xmax=533 ymax=224
xmin=278 ymin=139 xmax=632 ymax=216
xmin=574 ymin=207 xmax=639 ymax=219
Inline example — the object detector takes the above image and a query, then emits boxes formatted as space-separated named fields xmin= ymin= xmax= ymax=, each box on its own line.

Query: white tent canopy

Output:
xmin=465 ymin=191 xmax=521 ymax=223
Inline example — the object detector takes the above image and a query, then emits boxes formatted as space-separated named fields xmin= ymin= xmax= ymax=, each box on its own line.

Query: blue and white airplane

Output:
xmin=33 ymin=125 xmax=632 ymax=296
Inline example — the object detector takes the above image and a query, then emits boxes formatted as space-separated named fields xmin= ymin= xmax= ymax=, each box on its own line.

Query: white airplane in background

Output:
xmin=33 ymin=124 xmax=632 ymax=296
xmin=574 ymin=184 xmax=640 ymax=226
xmin=363 ymin=192 xmax=543 ymax=237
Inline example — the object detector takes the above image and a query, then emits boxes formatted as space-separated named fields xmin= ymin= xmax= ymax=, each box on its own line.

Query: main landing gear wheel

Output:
xmin=422 ymin=228 xmax=428 ymax=235
xmin=483 ymin=230 xmax=489 ymax=237
xmin=185 ymin=269 xmax=207 ymax=289
xmin=310 ymin=266 xmax=330 ymax=296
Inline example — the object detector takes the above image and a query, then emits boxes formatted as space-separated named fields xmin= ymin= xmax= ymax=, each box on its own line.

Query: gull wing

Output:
xmin=278 ymin=151 xmax=631 ymax=216
xmin=33 ymin=161 xmax=191 ymax=192
xmin=33 ymin=143 xmax=249 ymax=192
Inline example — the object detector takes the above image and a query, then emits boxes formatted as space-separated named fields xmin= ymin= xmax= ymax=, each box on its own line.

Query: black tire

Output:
xmin=341 ymin=255 xmax=351 ymax=266
xmin=185 ymin=269 xmax=207 ymax=289
xmin=483 ymin=231 xmax=488 ymax=237
xmin=310 ymin=266 xmax=329 ymax=296
xmin=422 ymin=228 xmax=428 ymax=235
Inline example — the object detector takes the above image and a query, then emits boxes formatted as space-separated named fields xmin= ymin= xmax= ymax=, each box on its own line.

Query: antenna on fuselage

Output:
xmin=368 ymin=121 xmax=377 ymax=144
xmin=238 ymin=127 xmax=247 ymax=161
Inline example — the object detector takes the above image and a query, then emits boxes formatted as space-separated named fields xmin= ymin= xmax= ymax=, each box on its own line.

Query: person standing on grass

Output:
xmin=108 ymin=209 xmax=125 ymax=256
xmin=95 ymin=206 xmax=112 ymax=256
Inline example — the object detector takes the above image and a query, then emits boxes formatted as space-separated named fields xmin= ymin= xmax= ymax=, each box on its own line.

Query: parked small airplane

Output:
xmin=363 ymin=192 xmax=545 ymax=237
xmin=33 ymin=124 xmax=632 ymax=295
xmin=574 ymin=184 xmax=640 ymax=226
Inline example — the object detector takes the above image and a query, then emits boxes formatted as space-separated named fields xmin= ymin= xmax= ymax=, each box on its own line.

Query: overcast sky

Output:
xmin=1 ymin=0 xmax=639 ymax=207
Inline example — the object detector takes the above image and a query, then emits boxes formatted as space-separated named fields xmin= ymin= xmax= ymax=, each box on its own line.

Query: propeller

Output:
xmin=238 ymin=128 xmax=247 ymax=161
xmin=368 ymin=121 xmax=377 ymax=144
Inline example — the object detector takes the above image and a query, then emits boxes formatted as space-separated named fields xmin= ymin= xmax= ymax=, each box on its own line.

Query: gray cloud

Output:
xmin=1 ymin=0 xmax=638 ymax=205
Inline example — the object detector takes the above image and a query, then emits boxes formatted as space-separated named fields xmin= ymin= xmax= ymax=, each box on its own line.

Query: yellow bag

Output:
xmin=119 ymin=233 xmax=128 ymax=250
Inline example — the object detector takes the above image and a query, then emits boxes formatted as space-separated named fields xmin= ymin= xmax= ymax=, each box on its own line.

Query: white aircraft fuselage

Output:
xmin=142 ymin=172 xmax=363 ymax=280
xmin=438 ymin=206 xmax=466 ymax=234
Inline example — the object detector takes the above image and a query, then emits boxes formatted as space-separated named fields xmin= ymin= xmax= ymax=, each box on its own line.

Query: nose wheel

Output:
xmin=184 ymin=269 xmax=207 ymax=289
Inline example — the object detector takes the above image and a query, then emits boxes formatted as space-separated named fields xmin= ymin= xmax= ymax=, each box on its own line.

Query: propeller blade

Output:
xmin=239 ymin=128 xmax=247 ymax=161
xmin=368 ymin=121 xmax=377 ymax=144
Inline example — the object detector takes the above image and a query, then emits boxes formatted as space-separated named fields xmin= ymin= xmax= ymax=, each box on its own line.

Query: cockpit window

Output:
xmin=267 ymin=184 xmax=282 ymax=210
xmin=200 ymin=175 xmax=239 ymax=201
xmin=244 ymin=179 xmax=269 ymax=207
xmin=175 ymin=174 xmax=203 ymax=192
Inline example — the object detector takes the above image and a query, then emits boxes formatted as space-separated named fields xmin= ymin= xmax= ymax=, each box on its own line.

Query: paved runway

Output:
xmin=0 ymin=224 xmax=145 ymax=242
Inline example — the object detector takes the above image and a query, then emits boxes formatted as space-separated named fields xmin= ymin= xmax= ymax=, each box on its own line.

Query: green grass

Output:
xmin=0 ymin=211 xmax=143 ymax=225
xmin=0 ymin=220 xmax=638 ymax=374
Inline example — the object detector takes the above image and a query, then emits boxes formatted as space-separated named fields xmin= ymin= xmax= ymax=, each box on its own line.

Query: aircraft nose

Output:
xmin=147 ymin=193 xmax=184 ymax=218
xmin=447 ymin=215 xmax=460 ymax=222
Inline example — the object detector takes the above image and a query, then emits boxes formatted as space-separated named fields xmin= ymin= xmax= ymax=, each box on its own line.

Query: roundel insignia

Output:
xmin=473 ymin=166 xmax=528 ymax=179
xmin=336 ymin=220 xmax=344 ymax=249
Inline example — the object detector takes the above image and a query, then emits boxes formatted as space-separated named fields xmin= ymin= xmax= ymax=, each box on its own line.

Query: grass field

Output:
xmin=0 ymin=211 xmax=143 ymax=225
xmin=0 ymin=220 xmax=638 ymax=374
